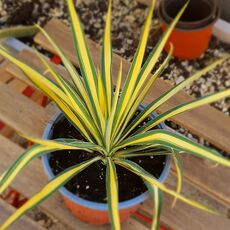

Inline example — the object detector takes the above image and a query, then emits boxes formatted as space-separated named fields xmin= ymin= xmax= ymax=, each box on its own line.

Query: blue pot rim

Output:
xmin=42 ymin=109 xmax=171 ymax=211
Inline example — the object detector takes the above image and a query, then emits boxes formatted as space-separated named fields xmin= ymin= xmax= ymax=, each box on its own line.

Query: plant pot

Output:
xmin=42 ymin=110 xmax=171 ymax=226
xmin=158 ymin=0 xmax=220 ymax=59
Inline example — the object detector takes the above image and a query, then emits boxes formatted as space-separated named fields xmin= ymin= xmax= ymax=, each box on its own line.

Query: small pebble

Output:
xmin=176 ymin=76 xmax=185 ymax=84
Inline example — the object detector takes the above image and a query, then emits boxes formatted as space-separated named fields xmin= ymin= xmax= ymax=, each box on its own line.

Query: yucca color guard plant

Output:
xmin=0 ymin=0 xmax=230 ymax=229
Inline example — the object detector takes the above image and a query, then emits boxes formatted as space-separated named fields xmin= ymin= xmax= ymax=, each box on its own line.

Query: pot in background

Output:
xmin=42 ymin=111 xmax=171 ymax=226
xmin=158 ymin=0 xmax=220 ymax=59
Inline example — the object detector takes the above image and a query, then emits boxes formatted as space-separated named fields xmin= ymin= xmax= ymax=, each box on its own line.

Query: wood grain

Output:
xmin=0 ymin=67 xmax=13 ymax=83
xmin=0 ymin=83 xmax=53 ymax=138
xmin=173 ymin=155 xmax=230 ymax=207
xmin=0 ymin=68 xmax=27 ymax=138
xmin=7 ymin=78 xmax=27 ymax=92
xmin=0 ymin=198 xmax=45 ymax=230
xmin=0 ymin=135 xmax=149 ymax=229
xmin=34 ymin=19 xmax=230 ymax=154
xmin=141 ymin=195 xmax=230 ymax=230
xmin=2 ymin=48 xmax=230 ymax=207
xmin=0 ymin=68 xmax=15 ymax=138
xmin=0 ymin=66 xmax=47 ymax=138
xmin=0 ymin=54 xmax=4 ymax=64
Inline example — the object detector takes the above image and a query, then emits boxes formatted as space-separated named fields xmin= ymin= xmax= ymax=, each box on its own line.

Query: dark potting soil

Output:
xmin=49 ymin=116 xmax=166 ymax=203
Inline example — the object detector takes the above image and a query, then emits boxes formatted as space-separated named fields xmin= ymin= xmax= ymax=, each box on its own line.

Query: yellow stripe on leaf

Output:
xmin=0 ymin=46 xmax=67 ymax=101
xmin=98 ymin=68 xmax=107 ymax=118
xmin=106 ymin=61 xmax=122 ymax=152
xmin=67 ymin=0 xmax=97 ymax=87
xmin=151 ymin=186 xmax=163 ymax=230
xmin=35 ymin=24 xmax=87 ymax=100
xmin=102 ymin=0 xmax=113 ymax=115
xmin=35 ymin=24 xmax=102 ymax=130
xmin=20 ymin=135 xmax=97 ymax=151
xmin=172 ymin=151 xmax=183 ymax=207
xmin=115 ymin=0 xmax=156 ymax=126
xmin=113 ymin=44 xmax=173 ymax=145
xmin=67 ymin=0 xmax=105 ymax=133
xmin=119 ymin=130 xmax=230 ymax=168
xmin=106 ymin=158 xmax=120 ymax=230
xmin=114 ymin=0 xmax=188 ymax=135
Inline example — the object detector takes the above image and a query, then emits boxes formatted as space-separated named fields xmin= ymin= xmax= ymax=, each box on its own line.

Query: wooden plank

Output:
xmin=34 ymin=19 xmax=230 ymax=154
xmin=123 ymin=218 xmax=149 ymax=230
xmin=2 ymin=48 xmax=230 ymax=207
xmin=30 ymin=91 xmax=46 ymax=106
xmin=0 ymin=78 xmax=33 ymax=138
xmin=1 ymin=59 xmax=49 ymax=107
xmin=0 ymin=54 xmax=4 ymax=64
xmin=0 ymin=199 xmax=45 ymax=230
xmin=0 ymin=67 xmax=13 ymax=83
xmin=0 ymin=126 xmax=14 ymax=138
xmin=139 ymin=173 xmax=230 ymax=230
xmin=0 ymin=83 xmax=53 ymax=138
xmin=0 ymin=63 xmax=51 ymax=137
xmin=0 ymin=67 xmax=28 ymax=97
xmin=139 ymin=172 xmax=230 ymax=230
xmin=4 ymin=72 xmax=46 ymax=107
xmin=0 ymin=69 xmax=18 ymax=138
xmin=141 ymin=194 xmax=230 ymax=230
xmin=173 ymin=155 xmax=230 ymax=207
xmin=7 ymin=78 xmax=27 ymax=92
xmin=0 ymin=135 xmax=148 ymax=229
xmin=0 ymin=135 xmax=229 ymax=230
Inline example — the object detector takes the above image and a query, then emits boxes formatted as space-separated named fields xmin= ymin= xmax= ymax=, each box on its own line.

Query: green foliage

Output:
xmin=0 ymin=0 xmax=229 ymax=229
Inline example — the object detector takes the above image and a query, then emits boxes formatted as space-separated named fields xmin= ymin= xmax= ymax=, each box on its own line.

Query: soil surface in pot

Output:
xmin=49 ymin=116 xmax=166 ymax=203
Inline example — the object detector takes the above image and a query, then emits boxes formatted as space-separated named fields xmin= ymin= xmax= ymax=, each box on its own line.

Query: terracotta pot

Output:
xmin=158 ymin=0 xmax=220 ymax=59
xmin=42 ymin=111 xmax=171 ymax=225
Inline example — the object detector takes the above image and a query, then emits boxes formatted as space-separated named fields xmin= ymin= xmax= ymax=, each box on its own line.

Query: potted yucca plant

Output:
xmin=0 ymin=0 xmax=229 ymax=229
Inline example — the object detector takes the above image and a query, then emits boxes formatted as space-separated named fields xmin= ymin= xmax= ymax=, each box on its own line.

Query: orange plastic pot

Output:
xmin=161 ymin=24 xmax=214 ymax=59
xmin=159 ymin=0 xmax=219 ymax=59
